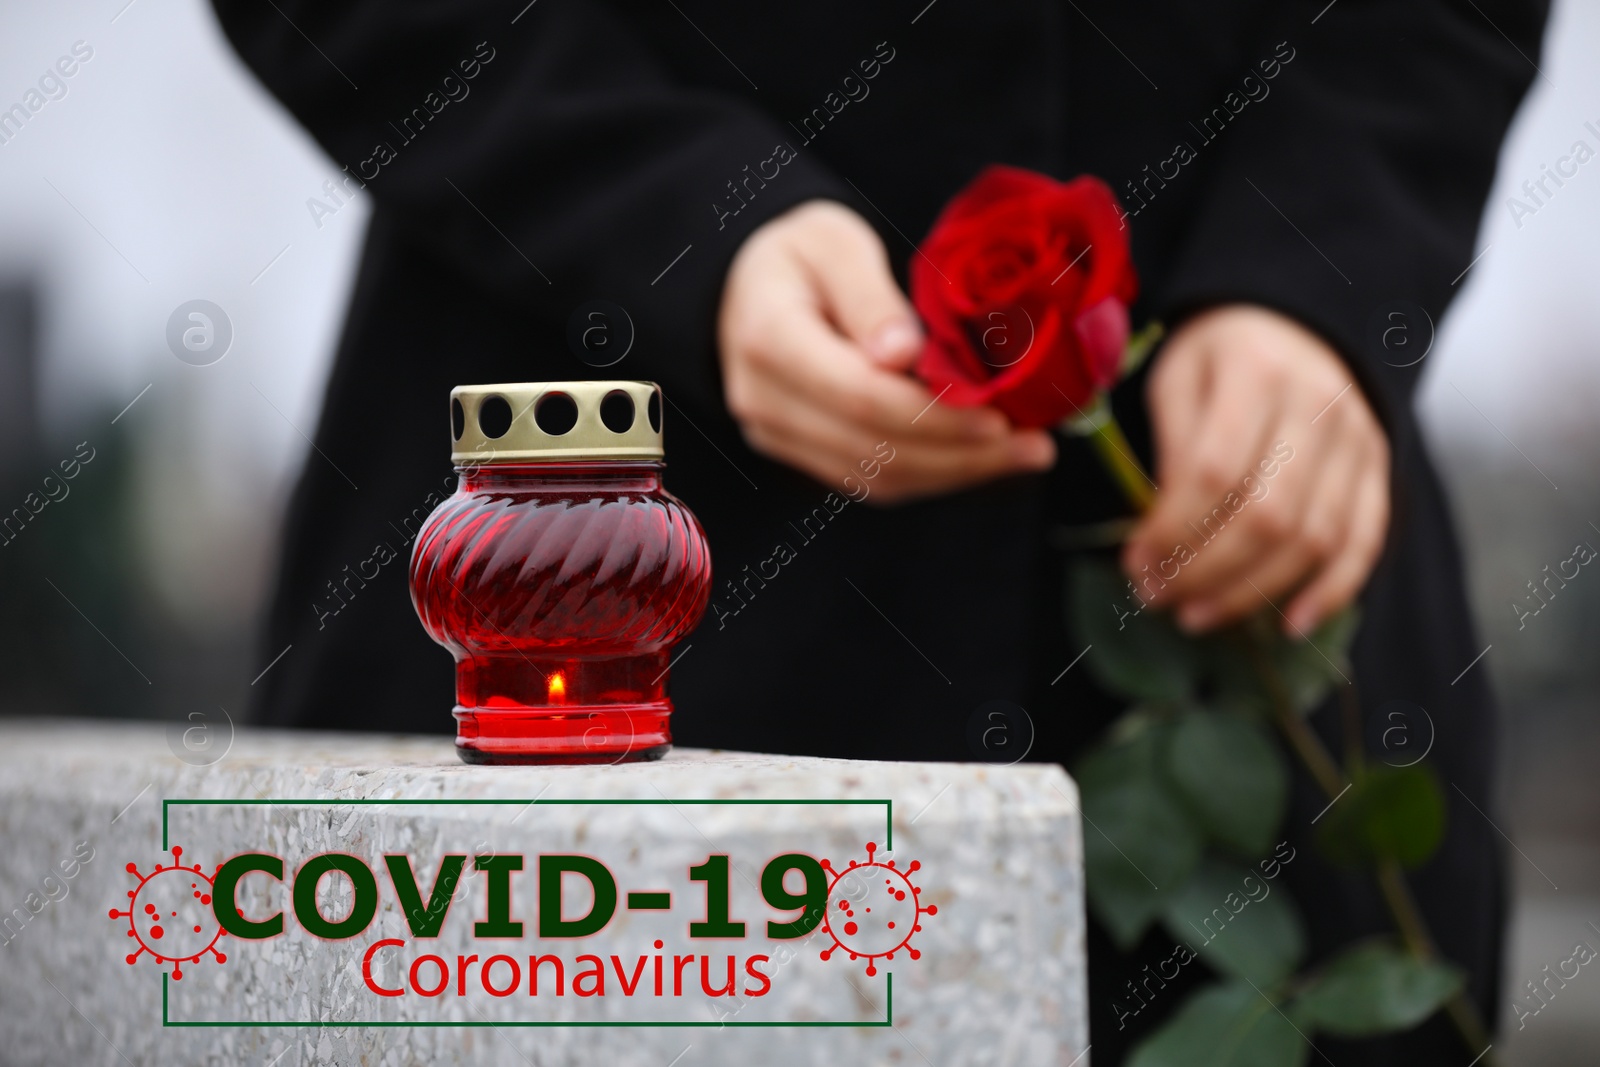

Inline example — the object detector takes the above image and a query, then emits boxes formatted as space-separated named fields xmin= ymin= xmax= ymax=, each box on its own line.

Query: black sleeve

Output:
xmin=209 ymin=0 xmax=852 ymax=416
xmin=1154 ymin=0 xmax=1547 ymax=435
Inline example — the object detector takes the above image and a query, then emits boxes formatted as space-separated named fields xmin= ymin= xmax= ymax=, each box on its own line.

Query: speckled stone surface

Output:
xmin=0 ymin=720 xmax=1086 ymax=1066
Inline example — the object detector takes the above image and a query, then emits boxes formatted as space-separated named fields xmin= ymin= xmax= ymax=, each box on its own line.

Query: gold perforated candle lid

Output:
xmin=450 ymin=381 xmax=665 ymax=463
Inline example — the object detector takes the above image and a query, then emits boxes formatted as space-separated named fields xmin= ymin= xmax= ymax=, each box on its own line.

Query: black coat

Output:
xmin=214 ymin=1 xmax=1544 ymax=1060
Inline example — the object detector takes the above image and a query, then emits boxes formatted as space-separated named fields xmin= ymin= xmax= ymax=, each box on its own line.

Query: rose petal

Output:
xmin=1072 ymin=297 xmax=1131 ymax=390
xmin=987 ymin=309 xmax=1097 ymax=426
xmin=929 ymin=165 xmax=1064 ymax=229
xmin=915 ymin=336 xmax=994 ymax=407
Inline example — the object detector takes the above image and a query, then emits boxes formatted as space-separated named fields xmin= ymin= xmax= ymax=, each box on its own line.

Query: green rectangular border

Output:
xmin=162 ymin=797 xmax=894 ymax=1029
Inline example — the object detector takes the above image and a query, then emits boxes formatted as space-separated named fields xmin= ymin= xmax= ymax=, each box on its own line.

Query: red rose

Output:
xmin=911 ymin=166 xmax=1139 ymax=428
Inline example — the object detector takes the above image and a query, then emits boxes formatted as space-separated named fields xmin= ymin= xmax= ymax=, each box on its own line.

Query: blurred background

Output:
xmin=0 ymin=1 xmax=1594 ymax=1060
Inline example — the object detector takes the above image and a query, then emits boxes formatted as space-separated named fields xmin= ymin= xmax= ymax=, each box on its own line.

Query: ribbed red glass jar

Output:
xmin=408 ymin=382 xmax=711 ymax=764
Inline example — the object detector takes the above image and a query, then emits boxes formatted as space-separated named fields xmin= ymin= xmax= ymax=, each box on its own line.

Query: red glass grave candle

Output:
xmin=409 ymin=381 xmax=711 ymax=764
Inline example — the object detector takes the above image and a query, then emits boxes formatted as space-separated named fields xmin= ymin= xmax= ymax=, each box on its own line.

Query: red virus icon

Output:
xmin=818 ymin=842 xmax=937 ymax=976
xmin=109 ymin=845 xmax=226 ymax=979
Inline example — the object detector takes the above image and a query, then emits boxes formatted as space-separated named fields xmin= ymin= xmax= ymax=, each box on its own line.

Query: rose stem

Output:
xmin=1244 ymin=637 xmax=1498 ymax=1065
xmin=1338 ymin=682 xmax=1367 ymax=773
xmin=1092 ymin=406 xmax=1497 ymax=1063
xmin=1087 ymin=410 xmax=1156 ymax=513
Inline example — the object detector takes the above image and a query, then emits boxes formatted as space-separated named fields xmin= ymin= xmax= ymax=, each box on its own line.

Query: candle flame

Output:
xmin=547 ymin=671 xmax=566 ymax=703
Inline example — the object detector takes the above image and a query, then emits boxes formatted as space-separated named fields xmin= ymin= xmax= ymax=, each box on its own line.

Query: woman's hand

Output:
xmin=718 ymin=200 xmax=1055 ymax=503
xmin=1125 ymin=304 xmax=1391 ymax=635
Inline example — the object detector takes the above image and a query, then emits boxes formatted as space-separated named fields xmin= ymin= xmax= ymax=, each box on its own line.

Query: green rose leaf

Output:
xmin=1121 ymin=321 xmax=1167 ymax=377
xmin=1199 ymin=635 xmax=1274 ymax=720
xmin=1160 ymin=856 xmax=1306 ymax=986
xmin=1315 ymin=764 xmax=1446 ymax=870
xmin=1265 ymin=608 xmax=1359 ymax=715
xmin=1129 ymin=982 xmax=1308 ymax=1067
xmin=1078 ymin=721 xmax=1204 ymax=948
xmin=1165 ymin=711 xmax=1288 ymax=858
xmin=1291 ymin=942 xmax=1463 ymax=1037
xmin=1069 ymin=557 xmax=1197 ymax=704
